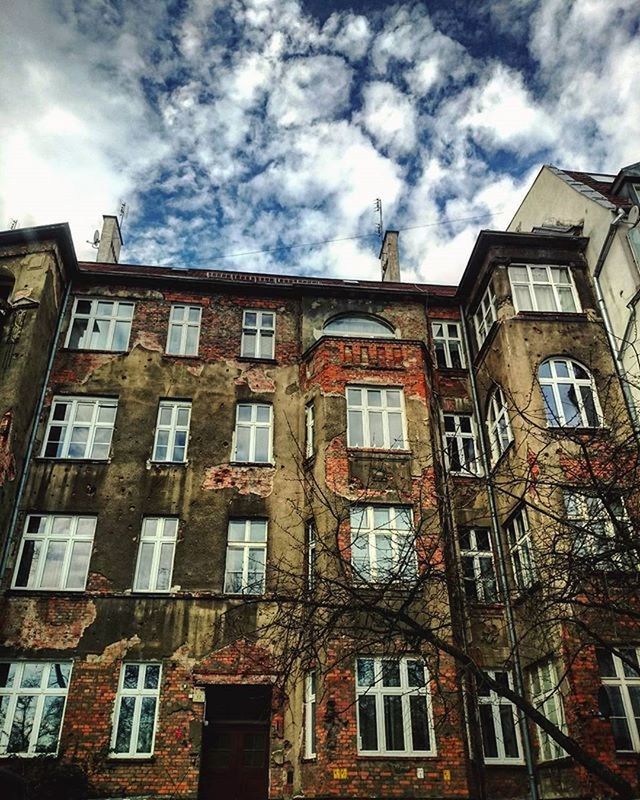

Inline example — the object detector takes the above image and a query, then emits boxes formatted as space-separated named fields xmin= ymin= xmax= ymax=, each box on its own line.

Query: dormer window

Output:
xmin=509 ymin=265 xmax=580 ymax=313
xmin=323 ymin=314 xmax=395 ymax=339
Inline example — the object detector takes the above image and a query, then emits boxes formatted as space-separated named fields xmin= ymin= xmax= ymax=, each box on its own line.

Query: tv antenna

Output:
xmin=87 ymin=229 xmax=100 ymax=249
xmin=9 ymin=219 xmax=18 ymax=230
xmin=118 ymin=201 xmax=129 ymax=230
xmin=374 ymin=198 xmax=383 ymax=238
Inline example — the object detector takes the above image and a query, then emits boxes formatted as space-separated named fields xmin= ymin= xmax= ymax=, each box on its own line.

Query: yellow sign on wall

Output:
xmin=332 ymin=768 xmax=348 ymax=780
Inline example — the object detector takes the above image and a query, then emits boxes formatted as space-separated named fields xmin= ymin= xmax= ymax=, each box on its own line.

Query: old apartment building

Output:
xmin=0 ymin=211 xmax=638 ymax=800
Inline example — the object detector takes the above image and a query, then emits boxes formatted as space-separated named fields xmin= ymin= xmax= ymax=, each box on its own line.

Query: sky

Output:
xmin=1 ymin=0 xmax=639 ymax=284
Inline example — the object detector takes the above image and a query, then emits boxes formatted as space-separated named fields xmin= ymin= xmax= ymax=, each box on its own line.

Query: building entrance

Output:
xmin=198 ymin=685 xmax=271 ymax=800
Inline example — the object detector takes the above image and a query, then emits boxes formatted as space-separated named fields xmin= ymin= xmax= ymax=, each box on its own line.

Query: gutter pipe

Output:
xmin=459 ymin=308 xmax=540 ymax=800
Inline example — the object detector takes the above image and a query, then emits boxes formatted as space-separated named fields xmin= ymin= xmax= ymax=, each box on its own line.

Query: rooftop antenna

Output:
xmin=374 ymin=198 xmax=383 ymax=239
xmin=87 ymin=229 xmax=100 ymax=249
xmin=9 ymin=219 xmax=18 ymax=230
xmin=118 ymin=201 xmax=129 ymax=231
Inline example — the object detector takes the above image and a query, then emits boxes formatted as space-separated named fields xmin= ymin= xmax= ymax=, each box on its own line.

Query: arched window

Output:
xmin=538 ymin=358 xmax=601 ymax=428
xmin=486 ymin=386 xmax=513 ymax=462
xmin=323 ymin=314 xmax=395 ymax=339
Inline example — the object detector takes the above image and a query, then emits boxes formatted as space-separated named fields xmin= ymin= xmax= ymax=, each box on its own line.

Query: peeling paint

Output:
xmin=201 ymin=464 xmax=275 ymax=496
xmin=0 ymin=409 xmax=16 ymax=486
xmin=235 ymin=365 xmax=276 ymax=393
xmin=131 ymin=330 xmax=164 ymax=352
xmin=1 ymin=598 xmax=97 ymax=650
xmin=86 ymin=634 xmax=142 ymax=664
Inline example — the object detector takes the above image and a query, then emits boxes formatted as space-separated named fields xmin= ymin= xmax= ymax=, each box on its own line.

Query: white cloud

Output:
xmin=359 ymin=82 xmax=417 ymax=155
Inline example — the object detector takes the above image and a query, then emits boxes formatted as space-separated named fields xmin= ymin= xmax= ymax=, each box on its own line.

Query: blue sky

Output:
xmin=1 ymin=1 xmax=639 ymax=283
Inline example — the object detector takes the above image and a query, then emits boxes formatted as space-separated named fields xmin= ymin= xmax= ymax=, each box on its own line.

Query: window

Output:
xmin=346 ymin=387 xmax=407 ymax=450
xmin=305 ymin=671 xmax=317 ymax=758
xmin=530 ymin=661 xmax=566 ymax=761
xmin=241 ymin=310 xmax=275 ymax=359
xmin=0 ymin=662 xmax=71 ymax=755
xmin=350 ymin=506 xmax=416 ymax=582
xmin=13 ymin=515 xmax=96 ymax=591
xmin=509 ymin=265 xmax=580 ymax=313
xmin=506 ymin=508 xmax=535 ymax=591
xmin=597 ymin=647 xmax=640 ymax=751
xmin=133 ymin=518 xmax=178 ymax=592
xmin=152 ymin=401 xmax=191 ymax=462
xmin=307 ymin=521 xmax=317 ymax=590
xmin=305 ymin=402 xmax=315 ymax=459
xmin=443 ymin=414 xmax=481 ymax=475
xmin=112 ymin=663 xmax=161 ymax=757
xmin=224 ymin=520 xmax=267 ymax=594
xmin=473 ymin=283 xmax=497 ymax=349
xmin=486 ymin=386 xmax=513 ymax=463
xmin=232 ymin=404 xmax=273 ymax=463
xmin=356 ymin=657 xmax=434 ymax=755
xmin=323 ymin=314 xmax=395 ymax=339
xmin=459 ymin=529 xmax=498 ymax=603
xmin=166 ymin=305 xmax=201 ymax=356
xmin=42 ymin=396 xmax=117 ymax=460
xmin=565 ymin=492 xmax=631 ymax=568
xmin=431 ymin=321 xmax=465 ymax=369
xmin=66 ymin=298 xmax=134 ymax=351
xmin=477 ymin=670 xmax=522 ymax=763
xmin=538 ymin=358 xmax=601 ymax=428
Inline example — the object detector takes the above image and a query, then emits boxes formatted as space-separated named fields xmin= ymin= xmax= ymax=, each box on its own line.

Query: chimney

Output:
xmin=97 ymin=215 xmax=123 ymax=264
xmin=379 ymin=230 xmax=400 ymax=282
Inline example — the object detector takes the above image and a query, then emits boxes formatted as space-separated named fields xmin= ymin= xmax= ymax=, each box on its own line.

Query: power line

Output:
xmin=206 ymin=209 xmax=506 ymax=261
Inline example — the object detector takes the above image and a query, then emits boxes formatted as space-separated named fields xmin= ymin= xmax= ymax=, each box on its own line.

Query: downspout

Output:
xmin=0 ymin=281 xmax=72 ymax=579
xmin=592 ymin=209 xmax=640 ymax=438
xmin=459 ymin=308 xmax=540 ymax=800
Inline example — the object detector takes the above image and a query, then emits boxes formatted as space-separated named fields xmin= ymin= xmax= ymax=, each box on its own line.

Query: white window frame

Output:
xmin=133 ymin=518 xmax=178 ymax=593
xmin=307 ymin=521 xmax=316 ymax=590
xmin=356 ymin=657 xmax=436 ymax=756
xmin=304 ymin=671 xmax=317 ymax=758
xmin=530 ymin=661 xmax=567 ymax=761
xmin=322 ymin=315 xmax=395 ymax=339
xmin=350 ymin=506 xmax=416 ymax=583
xmin=223 ymin=519 xmax=268 ymax=595
xmin=486 ymin=386 xmax=514 ymax=464
xmin=0 ymin=662 xmax=72 ymax=756
xmin=152 ymin=400 xmax=191 ymax=463
xmin=346 ymin=386 xmax=408 ymax=450
xmin=538 ymin=358 xmax=602 ymax=428
xmin=597 ymin=647 xmax=640 ymax=752
xmin=305 ymin=402 xmax=315 ymax=459
xmin=473 ymin=283 xmax=497 ymax=349
xmin=41 ymin=396 xmax=117 ymax=460
xmin=431 ymin=321 xmax=466 ymax=369
xmin=241 ymin=309 xmax=275 ymax=359
xmin=166 ymin=305 xmax=202 ymax=356
xmin=65 ymin=297 xmax=134 ymax=352
xmin=508 ymin=264 xmax=580 ymax=314
xmin=13 ymin=515 xmax=96 ymax=591
xmin=506 ymin=507 xmax=536 ymax=591
xmin=564 ymin=492 xmax=630 ymax=567
xmin=443 ymin=413 xmax=481 ymax=476
xmin=477 ymin=670 xmax=523 ymax=763
xmin=111 ymin=663 xmax=161 ymax=758
xmin=232 ymin=403 xmax=273 ymax=464
xmin=459 ymin=528 xmax=498 ymax=604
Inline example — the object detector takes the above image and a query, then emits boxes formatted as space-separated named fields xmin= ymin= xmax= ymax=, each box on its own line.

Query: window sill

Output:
xmin=514 ymin=311 xmax=587 ymax=322
xmin=162 ymin=353 xmax=201 ymax=361
xmin=347 ymin=448 xmax=412 ymax=459
xmin=448 ymin=470 xmax=484 ymax=479
xmin=237 ymin=356 xmax=277 ymax=364
xmin=356 ymin=752 xmax=438 ymax=760
xmin=61 ymin=347 xmax=129 ymax=355
xmin=9 ymin=587 xmax=88 ymax=595
xmin=147 ymin=460 xmax=189 ymax=467
xmin=229 ymin=461 xmax=275 ymax=467
xmin=108 ymin=754 xmax=155 ymax=762
xmin=35 ymin=457 xmax=111 ymax=465
xmin=544 ymin=425 xmax=606 ymax=435
xmin=434 ymin=366 xmax=468 ymax=375
xmin=0 ymin=751 xmax=58 ymax=759
xmin=484 ymin=758 xmax=525 ymax=767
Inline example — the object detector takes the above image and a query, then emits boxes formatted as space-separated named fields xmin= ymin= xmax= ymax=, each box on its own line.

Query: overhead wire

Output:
xmin=206 ymin=209 xmax=506 ymax=261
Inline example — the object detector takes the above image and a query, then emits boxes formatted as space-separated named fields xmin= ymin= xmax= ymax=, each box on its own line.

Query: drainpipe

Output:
xmin=0 ymin=281 xmax=72 ymax=580
xmin=592 ymin=209 xmax=640 ymax=438
xmin=459 ymin=308 xmax=540 ymax=800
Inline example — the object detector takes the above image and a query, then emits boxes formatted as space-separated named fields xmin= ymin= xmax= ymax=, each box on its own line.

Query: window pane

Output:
xmin=410 ymin=695 xmax=430 ymax=751
xmin=347 ymin=411 xmax=364 ymax=447
xmin=480 ymin=704 xmax=498 ymax=758
xmin=358 ymin=695 xmax=378 ymax=750
xmin=167 ymin=325 xmax=182 ymax=354
xmin=145 ymin=665 xmax=161 ymax=690
xmin=15 ymin=540 xmax=40 ymax=587
xmin=235 ymin=427 xmax=251 ymax=461
xmin=67 ymin=540 xmax=92 ymax=589
xmin=21 ymin=664 xmax=44 ymax=688
xmin=136 ymin=696 xmax=156 ymax=754
xmin=48 ymin=664 xmax=71 ymax=689
xmin=156 ymin=542 xmax=174 ymax=590
xmin=8 ymin=695 xmax=36 ymax=753
xmin=383 ymin=695 xmax=405 ymax=750
xmin=254 ymin=427 xmax=270 ymax=461
xmin=407 ymin=660 xmax=425 ymax=688
xmin=382 ymin=660 xmax=400 ymax=687
xmin=499 ymin=705 xmax=519 ymax=758
xmin=534 ymin=285 xmax=556 ymax=311
xmin=558 ymin=384 xmax=582 ymax=426
xmin=135 ymin=542 xmax=155 ymax=590
xmin=35 ymin=696 xmax=64 ymax=753
xmin=114 ymin=696 xmax=135 ymax=753
xmin=243 ymin=332 xmax=256 ymax=357
xmin=514 ymin=285 xmax=533 ymax=311
xmin=123 ymin=664 xmax=139 ymax=689
xmin=357 ymin=658 xmax=375 ymax=687
xmin=388 ymin=412 xmax=403 ymax=449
